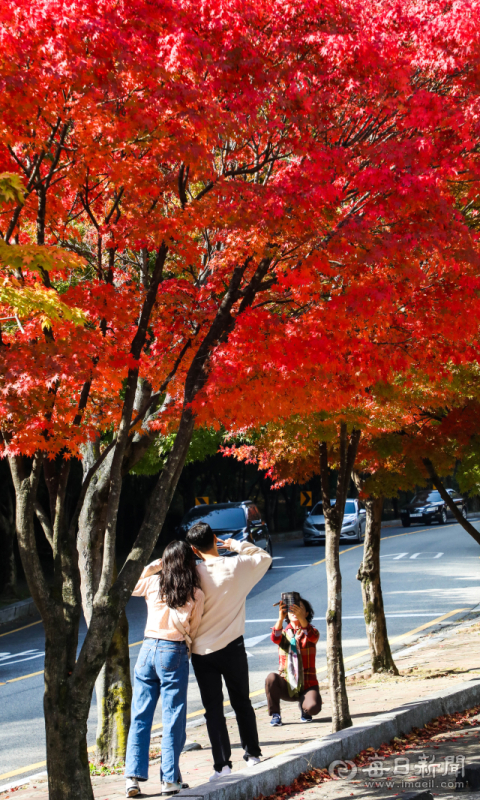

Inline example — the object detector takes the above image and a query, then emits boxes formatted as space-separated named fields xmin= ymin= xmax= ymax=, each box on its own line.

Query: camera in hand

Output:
xmin=281 ymin=591 xmax=301 ymax=611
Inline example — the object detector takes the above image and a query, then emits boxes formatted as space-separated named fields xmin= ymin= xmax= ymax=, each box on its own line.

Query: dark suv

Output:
xmin=177 ymin=501 xmax=273 ymax=564
xmin=400 ymin=489 xmax=467 ymax=527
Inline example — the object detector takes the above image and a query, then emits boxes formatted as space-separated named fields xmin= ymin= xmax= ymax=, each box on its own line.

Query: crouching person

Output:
xmin=265 ymin=597 xmax=322 ymax=727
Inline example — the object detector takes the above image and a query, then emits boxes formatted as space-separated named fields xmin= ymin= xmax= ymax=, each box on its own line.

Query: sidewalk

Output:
xmin=4 ymin=611 xmax=480 ymax=799
xmin=262 ymin=706 xmax=480 ymax=800
xmin=0 ymin=598 xmax=39 ymax=629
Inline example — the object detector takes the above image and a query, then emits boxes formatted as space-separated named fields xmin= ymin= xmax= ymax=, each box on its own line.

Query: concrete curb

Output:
xmin=0 ymin=598 xmax=38 ymax=628
xmin=176 ymin=677 xmax=480 ymax=800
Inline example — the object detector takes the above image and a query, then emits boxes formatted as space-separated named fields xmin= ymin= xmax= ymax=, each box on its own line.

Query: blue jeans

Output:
xmin=125 ymin=639 xmax=189 ymax=783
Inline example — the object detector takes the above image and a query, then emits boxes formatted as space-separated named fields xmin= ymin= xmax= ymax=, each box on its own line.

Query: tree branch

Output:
xmin=105 ymin=188 xmax=124 ymax=224
xmin=96 ymin=244 xmax=169 ymax=598
xmin=178 ymin=164 xmax=189 ymax=209
xmin=73 ymin=380 xmax=92 ymax=426
xmin=34 ymin=501 xmax=54 ymax=548
xmin=422 ymin=458 xmax=480 ymax=546
xmin=9 ymin=453 xmax=54 ymax=618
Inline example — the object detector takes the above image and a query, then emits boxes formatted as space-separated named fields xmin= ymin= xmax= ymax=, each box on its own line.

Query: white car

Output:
xmin=303 ymin=498 xmax=366 ymax=545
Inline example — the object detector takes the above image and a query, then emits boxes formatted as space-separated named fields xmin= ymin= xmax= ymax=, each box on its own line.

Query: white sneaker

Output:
xmin=209 ymin=765 xmax=232 ymax=782
xmin=160 ymin=781 xmax=187 ymax=796
xmin=246 ymin=756 xmax=261 ymax=767
xmin=125 ymin=778 xmax=140 ymax=797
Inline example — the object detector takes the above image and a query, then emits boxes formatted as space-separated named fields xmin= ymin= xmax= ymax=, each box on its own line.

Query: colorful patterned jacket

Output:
xmin=271 ymin=622 xmax=319 ymax=689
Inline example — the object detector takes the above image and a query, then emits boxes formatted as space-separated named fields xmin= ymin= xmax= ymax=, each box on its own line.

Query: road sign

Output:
xmin=300 ymin=491 xmax=312 ymax=507
xmin=195 ymin=497 xmax=209 ymax=506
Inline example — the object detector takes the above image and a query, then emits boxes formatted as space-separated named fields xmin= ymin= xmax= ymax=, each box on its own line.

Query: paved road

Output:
xmin=1 ymin=519 xmax=479 ymax=782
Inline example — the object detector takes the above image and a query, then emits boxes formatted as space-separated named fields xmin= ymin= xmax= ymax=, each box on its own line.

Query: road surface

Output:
xmin=1 ymin=519 xmax=479 ymax=782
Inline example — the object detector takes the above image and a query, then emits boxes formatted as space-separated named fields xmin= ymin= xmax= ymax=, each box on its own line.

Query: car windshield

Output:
xmin=411 ymin=491 xmax=442 ymax=504
xmin=181 ymin=507 xmax=246 ymax=531
xmin=312 ymin=500 xmax=356 ymax=515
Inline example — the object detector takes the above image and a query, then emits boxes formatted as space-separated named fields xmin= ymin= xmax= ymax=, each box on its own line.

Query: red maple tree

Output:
xmin=3 ymin=0 xmax=480 ymax=792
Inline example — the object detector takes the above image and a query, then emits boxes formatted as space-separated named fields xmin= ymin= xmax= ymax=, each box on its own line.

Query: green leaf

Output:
xmin=0 ymin=173 xmax=25 ymax=207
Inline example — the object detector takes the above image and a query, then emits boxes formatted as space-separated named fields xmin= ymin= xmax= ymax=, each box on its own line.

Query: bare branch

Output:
xmin=423 ymin=458 xmax=480 ymax=546
xmin=34 ymin=501 xmax=54 ymax=548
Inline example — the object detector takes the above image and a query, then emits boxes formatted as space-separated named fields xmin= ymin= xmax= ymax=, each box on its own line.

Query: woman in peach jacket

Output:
xmin=125 ymin=540 xmax=204 ymax=798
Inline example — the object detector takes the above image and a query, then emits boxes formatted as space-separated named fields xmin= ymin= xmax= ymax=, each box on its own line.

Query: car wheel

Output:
xmin=401 ymin=519 xmax=411 ymax=528
xmin=439 ymin=507 xmax=447 ymax=524
xmin=304 ymin=540 xmax=313 ymax=547
xmin=266 ymin=536 xmax=273 ymax=568
xmin=462 ymin=505 xmax=468 ymax=519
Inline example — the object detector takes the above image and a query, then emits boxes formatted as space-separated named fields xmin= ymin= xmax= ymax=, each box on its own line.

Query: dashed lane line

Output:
xmin=312 ymin=522 xmax=465 ymax=566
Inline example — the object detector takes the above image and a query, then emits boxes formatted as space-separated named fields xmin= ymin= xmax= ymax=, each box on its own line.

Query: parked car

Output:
xmin=177 ymin=501 xmax=273 ymax=565
xmin=400 ymin=489 xmax=467 ymax=527
xmin=303 ymin=499 xmax=366 ymax=545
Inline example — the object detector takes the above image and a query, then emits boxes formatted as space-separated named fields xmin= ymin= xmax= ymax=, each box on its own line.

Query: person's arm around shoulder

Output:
xmin=132 ymin=558 xmax=162 ymax=597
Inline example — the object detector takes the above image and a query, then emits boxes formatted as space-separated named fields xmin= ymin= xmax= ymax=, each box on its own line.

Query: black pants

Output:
xmin=265 ymin=672 xmax=322 ymax=717
xmin=192 ymin=636 xmax=261 ymax=771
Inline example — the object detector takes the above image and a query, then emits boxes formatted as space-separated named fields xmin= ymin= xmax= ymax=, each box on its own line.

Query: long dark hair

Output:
xmin=158 ymin=540 xmax=201 ymax=609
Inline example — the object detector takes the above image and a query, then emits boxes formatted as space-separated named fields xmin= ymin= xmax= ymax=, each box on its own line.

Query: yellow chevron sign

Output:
xmin=195 ymin=497 xmax=209 ymax=505
xmin=300 ymin=491 xmax=312 ymax=507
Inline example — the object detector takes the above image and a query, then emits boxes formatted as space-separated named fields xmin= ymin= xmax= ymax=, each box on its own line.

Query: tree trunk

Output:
xmin=44 ymin=642 xmax=94 ymax=800
xmin=319 ymin=424 xmax=360 ymax=732
xmin=356 ymin=494 xmax=399 ymax=675
xmin=323 ymin=506 xmax=351 ymax=731
xmin=0 ymin=482 xmax=17 ymax=597
xmin=9 ymin=411 xmax=195 ymax=800
xmin=3 ymin=244 xmax=268 ymax=800
xmin=78 ymin=445 xmax=132 ymax=765
xmin=94 ymin=609 xmax=132 ymax=764
xmin=9 ymin=454 xmax=93 ymax=800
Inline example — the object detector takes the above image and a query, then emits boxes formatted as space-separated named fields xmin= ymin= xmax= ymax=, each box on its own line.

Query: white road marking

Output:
xmin=244 ymin=613 xmax=447 ymax=623
xmin=244 ymin=634 xmax=271 ymax=648
xmin=337 ymin=613 xmax=448 ymax=619
xmin=382 ymin=552 xmax=445 ymax=560
xmin=0 ymin=650 xmax=38 ymax=661
xmin=386 ymin=588 xmax=480 ymax=602
xmin=0 ymin=653 xmax=45 ymax=668
xmin=410 ymin=552 xmax=444 ymax=559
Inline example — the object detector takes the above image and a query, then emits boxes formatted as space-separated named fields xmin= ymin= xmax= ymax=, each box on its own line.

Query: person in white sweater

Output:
xmin=186 ymin=521 xmax=272 ymax=780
